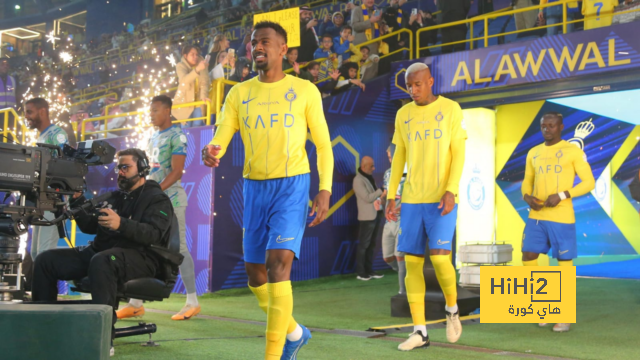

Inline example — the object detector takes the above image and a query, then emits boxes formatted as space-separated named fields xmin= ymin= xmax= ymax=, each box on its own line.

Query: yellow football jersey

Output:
xmin=582 ymin=0 xmax=619 ymax=30
xmin=389 ymin=96 xmax=467 ymax=204
xmin=210 ymin=74 xmax=334 ymax=192
xmin=522 ymin=140 xmax=595 ymax=224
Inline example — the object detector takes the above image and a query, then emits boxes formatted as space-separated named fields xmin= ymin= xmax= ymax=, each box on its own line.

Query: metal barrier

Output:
xmin=70 ymin=92 xmax=118 ymax=109
xmin=0 ymin=107 xmax=26 ymax=144
xmin=214 ymin=79 xmax=239 ymax=116
xmin=69 ymin=75 xmax=135 ymax=98
xmin=69 ymin=75 xmax=141 ymax=100
xmin=103 ymin=86 xmax=178 ymax=115
xmin=282 ymin=27 xmax=414 ymax=84
xmin=416 ymin=1 xmax=640 ymax=57
xmin=80 ymin=100 xmax=211 ymax=140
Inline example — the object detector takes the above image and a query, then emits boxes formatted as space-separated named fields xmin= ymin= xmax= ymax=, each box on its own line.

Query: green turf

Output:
xmin=115 ymin=312 xmax=526 ymax=360
xmin=129 ymin=272 xmax=639 ymax=360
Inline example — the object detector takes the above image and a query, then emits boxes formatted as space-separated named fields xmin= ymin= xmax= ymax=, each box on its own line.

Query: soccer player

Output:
xmin=386 ymin=63 xmax=466 ymax=351
xmin=521 ymin=112 xmax=595 ymax=333
xmin=25 ymin=98 xmax=68 ymax=261
xmin=116 ymin=95 xmax=201 ymax=321
xmin=202 ymin=22 xmax=334 ymax=360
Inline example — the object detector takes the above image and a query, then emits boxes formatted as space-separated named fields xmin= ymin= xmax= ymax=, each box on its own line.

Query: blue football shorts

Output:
xmin=397 ymin=203 xmax=458 ymax=255
xmin=242 ymin=173 xmax=310 ymax=264
xmin=522 ymin=218 xmax=577 ymax=260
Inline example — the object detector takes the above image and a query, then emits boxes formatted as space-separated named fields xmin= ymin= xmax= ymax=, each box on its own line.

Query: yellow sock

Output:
xmin=405 ymin=255 xmax=426 ymax=326
xmin=430 ymin=255 xmax=457 ymax=308
xmin=249 ymin=283 xmax=269 ymax=313
xmin=266 ymin=281 xmax=293 ymax=360
xmin=523 ymin=259 xmax=538 ymax=266
xmin=558 ymin=260 xmax=573 ymax=266
xmin=249 ymin=283 xmax=298 ymax=334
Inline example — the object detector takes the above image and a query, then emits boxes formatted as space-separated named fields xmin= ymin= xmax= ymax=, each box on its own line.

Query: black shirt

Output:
xmin=73 ymin=180 xmax=174 ymax=253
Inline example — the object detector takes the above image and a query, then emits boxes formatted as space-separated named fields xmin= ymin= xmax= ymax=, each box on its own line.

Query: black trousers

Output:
xmin=356 ymin=212 xmax=383 ymax=277
xmin=32 ymin=246 xmax=157 ymax=335
xmin=441 ymin=25 xmax=468 ymax=54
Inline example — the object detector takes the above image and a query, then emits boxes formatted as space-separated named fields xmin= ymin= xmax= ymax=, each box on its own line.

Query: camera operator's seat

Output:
xmin=72 ymin=213 xmax=183 ymax=342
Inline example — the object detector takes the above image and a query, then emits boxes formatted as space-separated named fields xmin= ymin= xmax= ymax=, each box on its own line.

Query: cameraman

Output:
xmin=32 ymin=148 xmax=174 ymax=344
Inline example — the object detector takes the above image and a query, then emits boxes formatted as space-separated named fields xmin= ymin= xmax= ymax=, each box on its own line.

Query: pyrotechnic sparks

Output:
xmin=167 ymin=54 xmax=176 ymax=67
xmin=59 ymin=52 xmax=73 ymax=63
xmin=46 ymin=31 xmax=60 ymax=46
xmin=10 ymin=40 xmax=183 ymax=155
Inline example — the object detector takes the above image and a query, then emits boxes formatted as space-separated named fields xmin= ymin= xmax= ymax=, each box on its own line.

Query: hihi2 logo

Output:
xmin=480 ymin=266 xmax=576 ymax=323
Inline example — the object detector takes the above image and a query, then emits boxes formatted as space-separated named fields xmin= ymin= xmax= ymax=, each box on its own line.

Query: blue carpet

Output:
xmin=576 ymin=259 xmax=640 ymax=279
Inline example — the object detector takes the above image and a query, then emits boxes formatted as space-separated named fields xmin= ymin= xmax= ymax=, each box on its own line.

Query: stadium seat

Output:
xmin=71 ymin=213 xmax=183 ymax=341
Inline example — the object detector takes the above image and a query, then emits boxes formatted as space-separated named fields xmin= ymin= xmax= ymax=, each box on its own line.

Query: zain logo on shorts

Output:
xmin=276 ymin=235 xmax=294 ymax=243
xmin=568 ymin=118 xmax=595 ymax=150
xmin=467 ymin=164 xmax=485 ymax=211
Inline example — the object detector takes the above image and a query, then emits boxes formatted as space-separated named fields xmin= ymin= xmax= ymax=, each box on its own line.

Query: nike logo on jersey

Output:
xmin=242 ymin=97 xmax=257 ymax=105
xmin=559 ymin=250 xmax=569 ymax=255
xmin=437 ymin=240 xmax=450 ymax=245
xmin=276 ymin=235 xmax=295 ymax=243
xmin=404 ymin=118 xmax=413 ymax=124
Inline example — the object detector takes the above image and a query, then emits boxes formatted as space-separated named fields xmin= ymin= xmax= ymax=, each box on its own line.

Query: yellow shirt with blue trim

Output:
xmin=210 ymin=74 xmax=334 ymax=192
xmin=521 ymin=140 xmax=595 ymax=224
xmin=582 ymin=0 xmax=619 ymax=29
xmin=388 ymin=96 xmax=467 ymax=204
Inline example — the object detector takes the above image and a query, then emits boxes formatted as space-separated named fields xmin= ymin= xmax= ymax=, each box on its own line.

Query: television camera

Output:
xmin=0 ymin=140 xmax=116 ymax=302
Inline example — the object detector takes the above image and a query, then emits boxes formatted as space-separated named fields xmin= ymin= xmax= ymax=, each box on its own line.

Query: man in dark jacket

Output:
xmin=32 ymin=148 xmax=174 ymax=341
xmin=298 ymin=6 xmax=320 ymax=62
xmin=440 ymin=0 xmax=471 ymax=54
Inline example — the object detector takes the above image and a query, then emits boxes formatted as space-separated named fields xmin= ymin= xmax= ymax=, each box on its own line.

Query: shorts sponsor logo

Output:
xmin=559 ymin=250 xmax=569 ymax=255
xmin=437 ymin=239 xmax=450 ymax=245
xmin=276 ymin=235 xmax=294 ymax=243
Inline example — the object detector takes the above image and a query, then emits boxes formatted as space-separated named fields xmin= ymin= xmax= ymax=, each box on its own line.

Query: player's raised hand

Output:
xmin=438 ymin=191 xmax=455 ymax=216
xmin=524 ymin=194 xmax=544 ymax=211
xmin=309 ymin=190 xmax=331 ymax=227
xmin=385 ymin=198 xmax=398 ymax=222
xmin=202 ymin=145 xmax=221 ymax=167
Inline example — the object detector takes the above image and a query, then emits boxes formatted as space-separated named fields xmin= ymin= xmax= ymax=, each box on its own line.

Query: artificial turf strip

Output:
xmin=114 ymin=312 xmax=527 ymax=360
xmin=140 ymin=273 xmax=640 ymax=360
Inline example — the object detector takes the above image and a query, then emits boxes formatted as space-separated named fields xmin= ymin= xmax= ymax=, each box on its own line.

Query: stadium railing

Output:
xmin=214 ymin=79 xmax=239 ymax=115
xmin=282 ymin=28 xmax=414 ymax=85
xmin=70 ymin=92 xmax=118 ymax=109
xmin=416 ymin=0 xmax=640 ymax=56
xmin=80 ymin=100 xmax=211 ymax=140
xmin=74 ymin=0 xmax=341 ymax=70
xmin=0 ymin=108 xmax=26 ymax=144
xmin=69 ymin=75 xmax=138 ymax=99
xmin=103 ymin=85 xmax=179 ymax=115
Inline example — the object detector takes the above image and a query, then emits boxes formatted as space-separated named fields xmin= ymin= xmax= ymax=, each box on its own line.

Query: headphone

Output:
xmin=132 ymin=149 xmax=151 ymax=177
